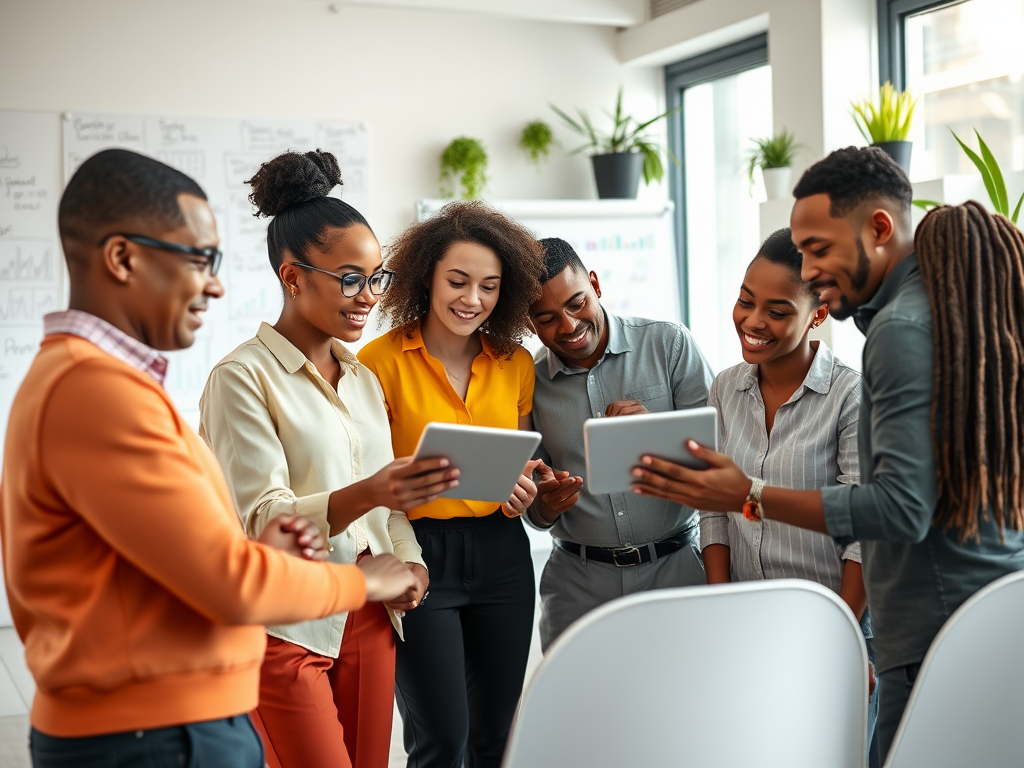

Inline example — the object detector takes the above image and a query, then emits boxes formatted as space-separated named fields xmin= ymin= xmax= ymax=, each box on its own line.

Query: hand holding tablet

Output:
xmin=412 ymin=423 xmax=543 ymax=504
xmin=361 ymin=456 xmax=461 ymax=511
xmin=583 ymin=407 xmax=719 ymax=496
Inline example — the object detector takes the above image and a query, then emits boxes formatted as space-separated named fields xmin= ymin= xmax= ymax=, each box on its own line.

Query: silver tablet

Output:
xmin=412 ymin=423 xmax=543 ymax=503
xmin=583 ymin=406 xmax=718 ymax=496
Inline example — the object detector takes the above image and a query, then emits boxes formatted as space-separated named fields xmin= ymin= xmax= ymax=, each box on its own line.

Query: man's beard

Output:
xmin=829 ymin=236 xmax=871 ymax=321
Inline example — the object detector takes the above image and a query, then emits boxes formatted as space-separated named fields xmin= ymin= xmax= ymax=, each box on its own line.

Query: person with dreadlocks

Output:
xmin=628 ymin=146 xmax=1024 ymax=763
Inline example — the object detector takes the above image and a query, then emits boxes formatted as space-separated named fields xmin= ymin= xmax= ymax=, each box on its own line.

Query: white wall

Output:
xmin=0 ymin=0 xmax=666 ymax=244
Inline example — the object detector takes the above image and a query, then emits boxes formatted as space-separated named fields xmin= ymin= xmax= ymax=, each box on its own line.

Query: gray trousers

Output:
xmin=538 ymin=534 xmax=705 ymax=652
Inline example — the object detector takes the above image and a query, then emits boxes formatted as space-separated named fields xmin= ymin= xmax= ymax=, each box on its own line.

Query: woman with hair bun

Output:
xmin=358 ymin=202 xmax=545 ymax=768
xmin=199 ymin=150 xmax=458 ymax=768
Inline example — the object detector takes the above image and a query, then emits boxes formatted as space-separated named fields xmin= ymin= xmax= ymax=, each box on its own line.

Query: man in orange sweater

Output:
xmin=0 ymin=148 xmax=418 ymax=767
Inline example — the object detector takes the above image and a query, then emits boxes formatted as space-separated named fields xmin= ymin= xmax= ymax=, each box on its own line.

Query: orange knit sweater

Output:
xmin=0 ymin=335 xmax=367 ymax=737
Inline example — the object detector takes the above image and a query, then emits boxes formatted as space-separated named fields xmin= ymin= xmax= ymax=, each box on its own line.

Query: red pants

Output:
xmin=251 ymin=600 xmax=396 ymax=768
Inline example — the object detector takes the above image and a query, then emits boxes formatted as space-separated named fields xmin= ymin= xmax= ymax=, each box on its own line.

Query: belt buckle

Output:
xmin=611 ymin=545 xmax=641 ymax=567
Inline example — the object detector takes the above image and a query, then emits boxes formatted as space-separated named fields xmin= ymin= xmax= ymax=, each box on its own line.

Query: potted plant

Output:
xmin=746 ymin=130 xmax=802 ymax=200
xmin=914 ymin=129 xmax=1024 ymax=226
xmin=551 ymin=88 xmax=680 ymax=199
xmin=519 ymin=120 xmax=555 ymax=170
xmin=851 ymin=81 xmax=918 ymax=174
xmin=439 ymin=137 xmax=489 ymax=200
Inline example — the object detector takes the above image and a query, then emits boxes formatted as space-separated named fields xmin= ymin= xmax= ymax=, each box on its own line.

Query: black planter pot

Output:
xmin=591 ymin=152 xmax=643 ymax=199
xmin=873 ymin=140 xmax=912 ymax=176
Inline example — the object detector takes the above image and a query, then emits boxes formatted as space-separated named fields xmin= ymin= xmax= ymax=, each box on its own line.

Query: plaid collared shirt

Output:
xmin=43 ymin=310 xmax=169 ymax=386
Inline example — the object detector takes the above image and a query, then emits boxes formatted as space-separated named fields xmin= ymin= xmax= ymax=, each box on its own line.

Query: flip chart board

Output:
xmin=63 ymin=111 xmax=370 ymax=426
xmin=417 ymin=198 xmax=681 ymax=325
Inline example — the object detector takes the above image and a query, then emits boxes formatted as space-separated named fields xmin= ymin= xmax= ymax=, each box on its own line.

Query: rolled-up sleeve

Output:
xmin=699 ymin=380 xmax=730 ymax=550
xmin=822 ymin=318 xmax=937 ymax=544
xmin=200 ymin=361 xmax=330 ymax=539
xmin=670 ymin=325 xmax=713 ymax=410
xmin=387 ymin=509 xmax=426 ymax=567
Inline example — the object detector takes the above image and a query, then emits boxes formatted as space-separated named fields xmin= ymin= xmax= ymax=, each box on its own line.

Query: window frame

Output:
xmin=664 ymin=34 xmax=768 ymax=326
xmin=877 ymin=0 xmax=969 ymax=88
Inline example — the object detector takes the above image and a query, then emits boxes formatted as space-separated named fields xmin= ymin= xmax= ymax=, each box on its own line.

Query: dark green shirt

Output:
xmin=821 ymin=254 xmax=1024 ymax=673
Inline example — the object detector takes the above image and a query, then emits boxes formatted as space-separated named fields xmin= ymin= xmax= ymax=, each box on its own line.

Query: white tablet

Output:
xmin=583 ymin=406 xmax=718 ymax=496
xmin=412 ymin=423 xmax=543 ymax=503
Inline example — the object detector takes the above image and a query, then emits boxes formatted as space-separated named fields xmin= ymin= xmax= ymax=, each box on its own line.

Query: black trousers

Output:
xmin=396 ymin=511 xmax=536 ymax=768
xmin=30 ymin=714 xmax=263 ymax=768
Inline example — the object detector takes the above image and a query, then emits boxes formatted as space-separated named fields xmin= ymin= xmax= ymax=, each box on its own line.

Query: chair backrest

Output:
xmin=503 ymin=580 xmax=868 ymax=768
xmin=884 ymin=569 xmax=1024 ymax=768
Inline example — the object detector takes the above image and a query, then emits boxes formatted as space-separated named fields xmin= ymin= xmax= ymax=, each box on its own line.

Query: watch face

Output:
xmin=742 ymin=500 xmax=762 ymax=522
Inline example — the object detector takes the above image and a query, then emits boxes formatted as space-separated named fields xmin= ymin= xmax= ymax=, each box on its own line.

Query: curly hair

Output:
xmin=793 ymin=146 xmax=913 ymax=218
xmin=377 ymin=201 xmax=544 ymax=357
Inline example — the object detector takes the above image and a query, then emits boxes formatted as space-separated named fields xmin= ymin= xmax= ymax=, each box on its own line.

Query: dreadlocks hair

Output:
xmin=915 ymin=200 xmax=1024 ymax=542
xmin=377 ymin=201 xmax=544 ymax=358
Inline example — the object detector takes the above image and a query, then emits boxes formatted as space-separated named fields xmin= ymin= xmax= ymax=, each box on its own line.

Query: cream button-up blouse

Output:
xmin=199 ymin=323 xmax=424 ymax=655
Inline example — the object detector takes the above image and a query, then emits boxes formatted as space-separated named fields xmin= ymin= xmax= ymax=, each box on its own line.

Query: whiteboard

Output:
xmin=63 ymin=111 xmax=370 ymax=426
xmin=0 ymin=109 xmax=369 ymax=627
xmin=0 ymin=110 xmax=64 ymax=627
xmin=416 ymin=199 xmax=681 ymax=325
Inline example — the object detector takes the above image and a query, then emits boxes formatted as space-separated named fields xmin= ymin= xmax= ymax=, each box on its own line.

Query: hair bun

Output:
xmin=247 ymin=149 xmax=343 ymax=217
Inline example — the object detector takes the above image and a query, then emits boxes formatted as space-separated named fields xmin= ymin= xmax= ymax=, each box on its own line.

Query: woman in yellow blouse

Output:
xmin=359 ymin=201 xmax=545 ymax=768
xmin=200 ymin=150 xmax=457 ymax=768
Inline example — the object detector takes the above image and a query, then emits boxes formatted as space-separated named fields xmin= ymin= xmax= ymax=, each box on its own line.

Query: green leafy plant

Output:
xmin=439 ymin=137 xmax=489 ymax=199
xmin=911 ymin=129 xmax=1023 ymax=225
xmin=550 ymin=87 xmax=681 ymax=185
xmin=952 ymin=129 xmax=1023 ymax=225
xmin=519 ymin=120 xmax=555 ymax=169
xmin=746 ymin=130 xmax=803 ymax=185
xmin=851 ymin=82 xmax=918 ymax=143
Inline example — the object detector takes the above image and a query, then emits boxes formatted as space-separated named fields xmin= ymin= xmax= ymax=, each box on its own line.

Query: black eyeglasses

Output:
xmin=287 ymin=263 xmax=394 ymax=297
xmin=101 ymin=234 xmax=223 ymax=276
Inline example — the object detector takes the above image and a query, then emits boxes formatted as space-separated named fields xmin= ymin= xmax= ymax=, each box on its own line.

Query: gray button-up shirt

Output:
xmin=530 ymin=311 xmax=713 ymax=548
xmin=821 ymin=255 xmax=1024 ymax=673
xmin=701 ymin=342 xmax=862 ymax=594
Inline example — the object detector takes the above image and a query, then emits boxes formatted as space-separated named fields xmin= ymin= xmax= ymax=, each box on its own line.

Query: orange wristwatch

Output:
xmin=742 ymin=477 xmax=765 ymax=522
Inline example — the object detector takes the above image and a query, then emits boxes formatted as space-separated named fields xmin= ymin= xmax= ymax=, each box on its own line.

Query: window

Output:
xmin=880 ymin=0 xmax=1024 ymax=180
xmin=666 ymin=36 xmax=771 ymax=374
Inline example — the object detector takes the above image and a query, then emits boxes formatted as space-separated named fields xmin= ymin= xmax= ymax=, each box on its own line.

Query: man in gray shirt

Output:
xmin=526 ymin=238 xmax=713 ymax=651
xmin=631 ymin=147 xmax=1024 ymax=764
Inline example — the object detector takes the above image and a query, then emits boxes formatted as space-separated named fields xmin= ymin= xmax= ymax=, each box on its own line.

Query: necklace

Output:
xmin=443 ymin=363 xmax=470 ymax=382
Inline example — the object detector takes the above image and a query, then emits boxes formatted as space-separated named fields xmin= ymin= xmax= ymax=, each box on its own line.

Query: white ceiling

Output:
xmin=320 ymin=0 xmax=648 ymax=26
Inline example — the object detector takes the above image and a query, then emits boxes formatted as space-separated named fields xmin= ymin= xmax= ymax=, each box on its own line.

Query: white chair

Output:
xmin=884 ymin=569 xmax=1024 ymax=768
xmin=503 ymin=580 xmax=868 ymax=768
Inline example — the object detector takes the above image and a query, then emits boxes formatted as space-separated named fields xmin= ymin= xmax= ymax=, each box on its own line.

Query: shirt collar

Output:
xmin=543 ymin=307 xmax=628 ymax=379
xmin=256 ymin=322 xmax=358 ymax=376
xmin=736 ymin=341 xmax=835 ymax=396
xmin=44 ymin=309 xmax=169 ymax=385
xmin=854 ymin=253 xmax=918 ymax=334
xmin=400 ymin=322 xmax=500 ymax=361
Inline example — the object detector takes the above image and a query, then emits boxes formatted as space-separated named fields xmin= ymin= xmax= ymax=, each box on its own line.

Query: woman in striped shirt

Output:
xmin=699 ymin=227 xmax=867 ymax=610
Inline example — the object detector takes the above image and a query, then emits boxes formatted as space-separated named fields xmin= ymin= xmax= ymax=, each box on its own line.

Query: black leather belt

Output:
xmin=554 ymin=524 xmax=697 ymax=568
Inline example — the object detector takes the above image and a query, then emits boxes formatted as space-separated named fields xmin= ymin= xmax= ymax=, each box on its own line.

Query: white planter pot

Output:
xmin=762 ymin=166 xmax=793 ymax=201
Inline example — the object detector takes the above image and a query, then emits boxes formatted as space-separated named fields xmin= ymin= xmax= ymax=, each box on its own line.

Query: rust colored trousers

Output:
xmin=251 ymin=600 xmax=396 ymax=768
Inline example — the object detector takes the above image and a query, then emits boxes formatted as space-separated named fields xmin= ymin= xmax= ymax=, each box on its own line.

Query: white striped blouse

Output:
xmin=700 ymin=342 xmax=862 ymax=594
